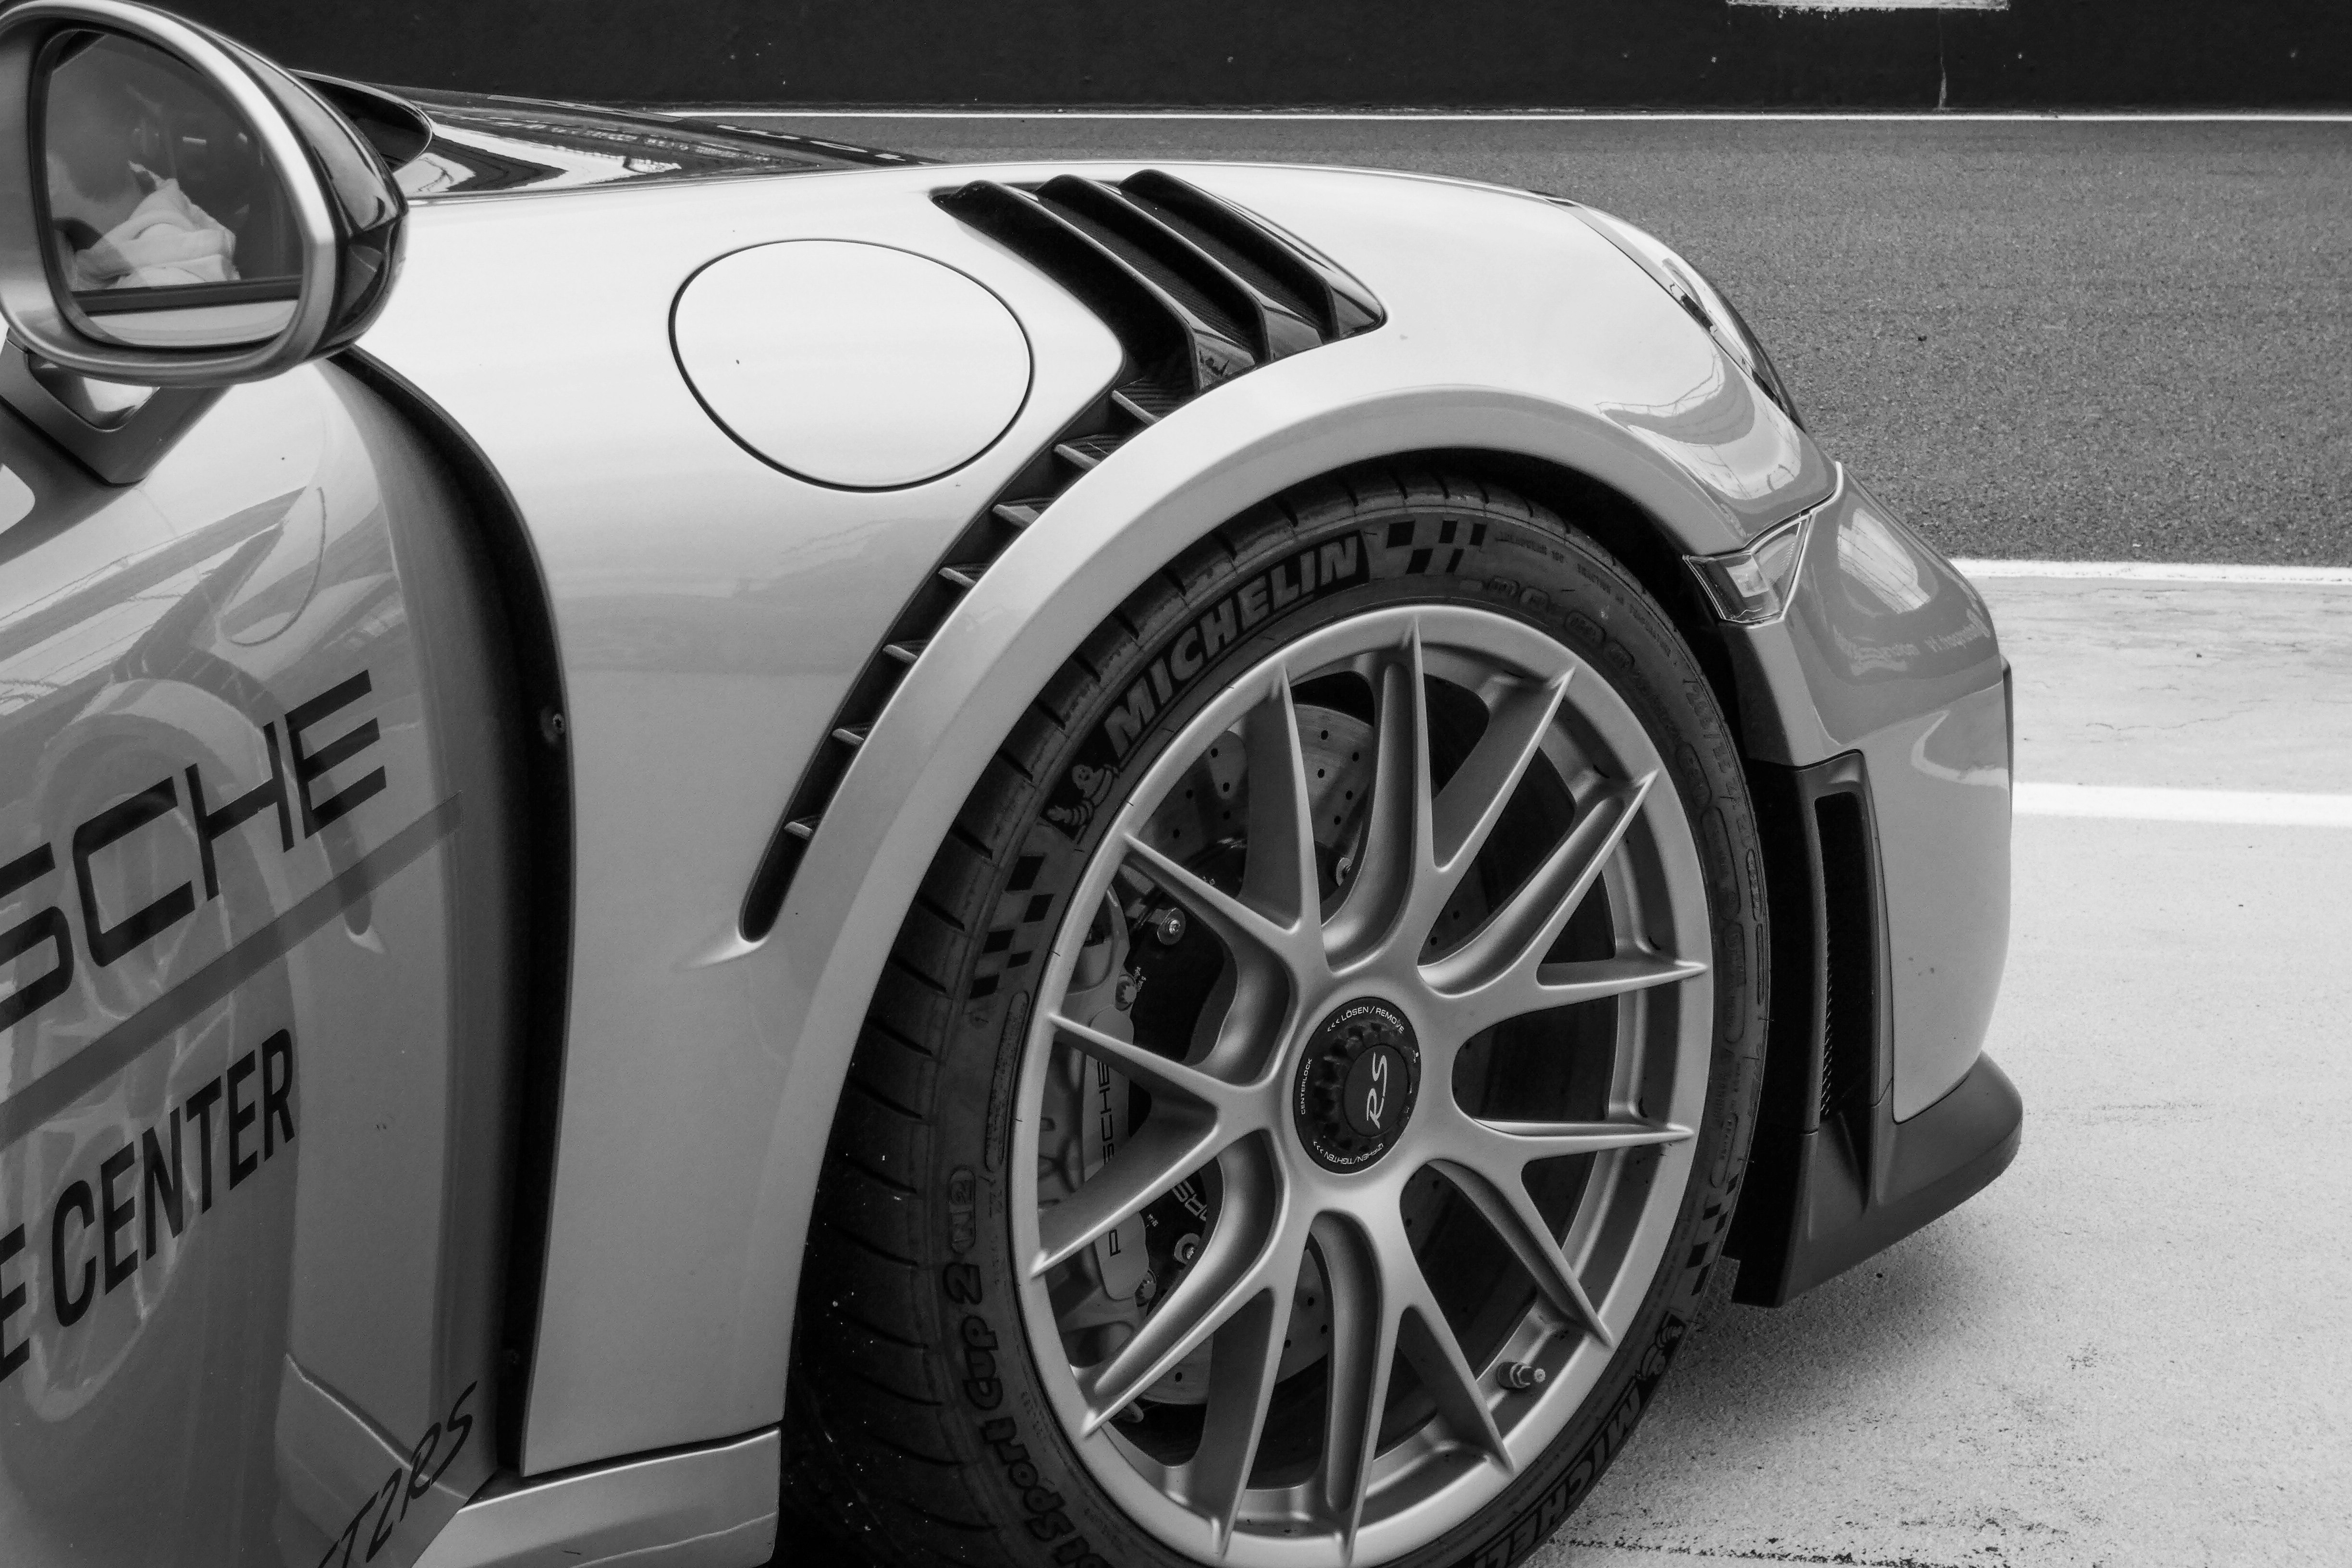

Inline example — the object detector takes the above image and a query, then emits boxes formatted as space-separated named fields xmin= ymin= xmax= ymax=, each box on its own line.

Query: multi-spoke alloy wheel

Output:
xmin=788 ymin=472 xmax=1766 ymax=1568
xmin=1016 ymin=604 xmax=1712 ymax=1564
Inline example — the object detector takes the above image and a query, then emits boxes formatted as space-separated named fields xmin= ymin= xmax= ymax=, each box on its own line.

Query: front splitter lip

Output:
xmin=1729 ymin=1052 xmax=2023 ymax=1308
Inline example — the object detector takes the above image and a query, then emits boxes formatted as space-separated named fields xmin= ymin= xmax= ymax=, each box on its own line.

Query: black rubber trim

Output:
xmin=337 ymin=349 xmax=575 ymax=1471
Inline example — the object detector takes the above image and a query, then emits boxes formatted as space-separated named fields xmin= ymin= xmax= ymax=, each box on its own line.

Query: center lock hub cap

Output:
xmin=1292 ymin=997 xmax=1421 ymax=1171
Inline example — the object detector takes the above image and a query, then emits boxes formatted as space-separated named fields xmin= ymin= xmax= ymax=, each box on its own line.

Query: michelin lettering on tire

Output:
xmin=1044 ymin=534 xmax=1370 ymax=838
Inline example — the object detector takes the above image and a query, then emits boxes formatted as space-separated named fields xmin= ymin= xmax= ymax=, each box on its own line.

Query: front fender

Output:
xmin=361 ymin=157 xmax=1836 ymax=1471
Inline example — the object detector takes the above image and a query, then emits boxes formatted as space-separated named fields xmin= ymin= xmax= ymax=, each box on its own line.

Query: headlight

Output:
xmin=1686 ymin=505 xmax=1814 ymax=625
xmin=1548 ymin=198 xmax=1804 ymax=429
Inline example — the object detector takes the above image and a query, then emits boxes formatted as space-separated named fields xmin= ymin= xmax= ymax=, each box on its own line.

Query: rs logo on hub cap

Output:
xmin=1294 ymin=998 xmax=1422 ymax=1171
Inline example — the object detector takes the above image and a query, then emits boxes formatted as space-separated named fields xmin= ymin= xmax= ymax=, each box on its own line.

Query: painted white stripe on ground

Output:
xmin=2016 ymin=784 xmax=2352 ymax=828
xmin=685 ymin=109 xmax=2352 ymax=123
xmin=1955 ymin=559 xmax=2352 ymax=585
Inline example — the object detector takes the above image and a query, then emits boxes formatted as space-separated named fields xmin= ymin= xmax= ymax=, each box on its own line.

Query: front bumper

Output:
xmin=1702 ymin=469 xmax=2019 ymax=1303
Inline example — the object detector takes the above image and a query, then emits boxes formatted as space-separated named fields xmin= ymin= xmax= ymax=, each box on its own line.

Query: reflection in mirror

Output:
xmin=40 ymin=31 xmax=301 ymax=348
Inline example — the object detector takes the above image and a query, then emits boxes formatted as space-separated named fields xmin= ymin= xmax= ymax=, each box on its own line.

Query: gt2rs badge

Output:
xmin=1043 ymin=535 xmax=1368 ymax=839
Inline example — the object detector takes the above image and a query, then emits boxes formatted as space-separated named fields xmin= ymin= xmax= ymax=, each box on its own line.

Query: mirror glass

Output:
xmin=40 ymin=31 xmax=303 ymax=348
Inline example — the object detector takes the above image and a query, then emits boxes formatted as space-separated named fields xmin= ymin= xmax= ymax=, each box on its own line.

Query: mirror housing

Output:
xmin=0 ymin=0 xmax=404 ymax=391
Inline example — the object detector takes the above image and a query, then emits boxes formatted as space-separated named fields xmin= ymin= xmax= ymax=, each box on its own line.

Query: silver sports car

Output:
xmin=0 ymin=4 xmax=2020 ymax=1566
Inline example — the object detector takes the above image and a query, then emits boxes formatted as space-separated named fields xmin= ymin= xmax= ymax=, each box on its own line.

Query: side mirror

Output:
xmin=0 ymin=0 xmax=404 ymax=476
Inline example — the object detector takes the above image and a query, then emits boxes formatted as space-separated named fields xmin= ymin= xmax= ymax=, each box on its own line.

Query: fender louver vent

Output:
xmin=937 ymin=170 xmax=1381 ymax=399
xmin=738 ymin=172 xmax=1380 ymax=939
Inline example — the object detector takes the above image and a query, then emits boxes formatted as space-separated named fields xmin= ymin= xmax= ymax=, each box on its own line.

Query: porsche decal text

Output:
xmin=0 ymin=1027 xmax=296 ymax=1380
xmin=0 ymin=669 xmax=385 ymax=1034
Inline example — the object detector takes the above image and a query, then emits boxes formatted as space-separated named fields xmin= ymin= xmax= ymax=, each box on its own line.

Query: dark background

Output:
xmin=174 ymin=0 xmax=2349 ymax=109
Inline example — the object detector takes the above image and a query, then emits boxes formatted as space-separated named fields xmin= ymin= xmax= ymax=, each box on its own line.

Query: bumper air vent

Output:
xmin=738 ymin=172 xmax=1381 ymax=940
xmin=1725 ymin=753 xmax=1893 ymax=1306
xmin=1727 ymin=752 xmax=2019 ymax=1308
xmin=1744 ymin=755 xmax=1887 ymax=1140
xmin=1813 ymin=790 xmax=1878 ymax=1122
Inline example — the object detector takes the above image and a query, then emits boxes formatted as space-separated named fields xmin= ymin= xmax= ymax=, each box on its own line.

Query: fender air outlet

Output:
xmin=737 ymin=171 xmax=1381 ymax=940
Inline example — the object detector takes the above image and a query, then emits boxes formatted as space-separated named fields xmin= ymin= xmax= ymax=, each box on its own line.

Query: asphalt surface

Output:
xmin=729 ymin=116 xmax=2352 ymax=566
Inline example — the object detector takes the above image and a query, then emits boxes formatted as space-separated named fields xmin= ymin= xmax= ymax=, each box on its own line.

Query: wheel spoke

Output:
xmin=1425 ymin=669 xmax=1572 ymax=904
xmin=1325 ymin=628 xmax=1430 ymax=961
xmin=1433 ymin=1158 xmax=1614 ymax=1346
xmin=1188 ymin=1276 xmax=1299 ymax=1550
xmin=1392 ymin=1256 xmax=1511 ymax=1472
xmin=1240 ymin=671 xmax=1324 ymax=935
xmin=1468 ymin=1116 xmax=1695 ymax=1162
xmin=1312 ymin=1216 xmax=1399 ymax=1553
xmin=1422 ymin=772 xmax=1656 ymax=1009
xmin=1076 ymin=1146 xmax=1287 ymax=1430
xmin=1449 ymin=948 xmax=1706 ymax=1041
xmin=1034 ymin=1111 xmax=1228 ymax=1278
xmin=1124 ymin=833 xmax=1305 ymax=969
xmin=1048 ymin=1010 xmax=1252 ymax=1113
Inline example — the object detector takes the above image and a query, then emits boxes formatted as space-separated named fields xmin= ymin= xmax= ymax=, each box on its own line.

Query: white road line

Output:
xmin=1956 ymin=559 xmax=2352 ymax=586
xmin=682 ymin=109 xmax=2352 ymax=124
xmin=2015 ymin=784 xmax=2352 ymax=828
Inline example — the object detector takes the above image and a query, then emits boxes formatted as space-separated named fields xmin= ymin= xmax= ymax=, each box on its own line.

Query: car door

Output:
xmin=0 ymin=359 xmax=525 ymax=1568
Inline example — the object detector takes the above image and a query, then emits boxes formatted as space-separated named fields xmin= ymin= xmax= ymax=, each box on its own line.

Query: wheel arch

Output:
xmin=747 ymin=383 xmax=1814 ymax=1400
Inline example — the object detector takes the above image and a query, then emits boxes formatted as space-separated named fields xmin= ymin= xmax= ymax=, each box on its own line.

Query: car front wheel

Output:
xmin=785 ymin=467 xmax=1767 ymax=1568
